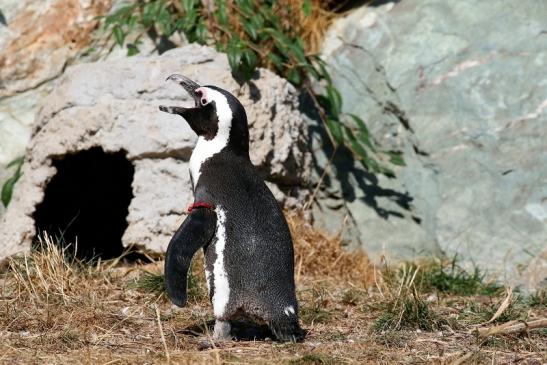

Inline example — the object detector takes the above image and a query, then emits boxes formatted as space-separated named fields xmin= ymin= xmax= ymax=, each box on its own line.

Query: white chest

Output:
xmin=211 ymin=206 xmax=230 ymax=317
xmin=187 ymin=87 xmax=233 ymax=188
xmin=189 ymin=132 xmax=230 ymax=187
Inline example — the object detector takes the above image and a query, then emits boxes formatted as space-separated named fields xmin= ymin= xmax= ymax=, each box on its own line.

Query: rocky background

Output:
xmin=316 ymin=0 xmax=546 ymax=289
xmin=0 ymin=0 xmax=111 ymax=215
xmin=0 ymin=0 xmax=545 ymax=289
xmin=0 ymin=44 xmax=310 ymax=259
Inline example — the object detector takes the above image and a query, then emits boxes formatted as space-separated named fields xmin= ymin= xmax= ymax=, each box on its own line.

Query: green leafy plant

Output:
xmin=1 ymin=156 xmax=24 ymax=207
xmin=101 ymin=0 xmax=403 ymax=177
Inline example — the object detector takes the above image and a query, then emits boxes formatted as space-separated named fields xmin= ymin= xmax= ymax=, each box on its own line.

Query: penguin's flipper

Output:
xmin=164 ymin=208 xmax=217 ymax=307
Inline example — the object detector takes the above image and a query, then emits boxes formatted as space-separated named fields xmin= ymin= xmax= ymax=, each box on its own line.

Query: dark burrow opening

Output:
xmin=33 ymin=147 xmax=135 ymax=261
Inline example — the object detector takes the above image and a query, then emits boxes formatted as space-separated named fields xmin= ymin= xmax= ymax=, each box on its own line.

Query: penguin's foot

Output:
xmin=212 ymin=320 xmax=232 ymax=341
xmin=269 ymin=318 xmax=305 ymax=343
xmin=196 ymin=321 xmax=232 ymax=350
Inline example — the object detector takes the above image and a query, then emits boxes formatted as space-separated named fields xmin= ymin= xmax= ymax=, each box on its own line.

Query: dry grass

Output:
xmin=280 ymin=0 xmax=337 ymax=53
xmin=0 ymin=219 xmax=546 ymax=364
xmin=288 ymin=212 xmax=374 ymax=287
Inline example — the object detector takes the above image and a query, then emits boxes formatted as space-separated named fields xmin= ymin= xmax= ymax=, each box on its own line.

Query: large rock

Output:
xmin=0 ymin=0 xmax=112 ymax=215
xmin=319 ymin=0 xmax=547 ymax=288
xmin=0 ymin=44 xmax=310 ymax=260
xmin=0 ymin=0 xmax=112 ymax=97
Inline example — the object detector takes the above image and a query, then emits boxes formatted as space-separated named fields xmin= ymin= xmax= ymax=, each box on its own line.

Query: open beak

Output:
xmin=159 ymin=74 xmax=201 ymax=115
xmin=165 ymin=74 xmax=201 ymax=105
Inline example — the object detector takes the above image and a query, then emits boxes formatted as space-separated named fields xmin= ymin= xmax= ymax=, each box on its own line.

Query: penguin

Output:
xmin=159 ymin=74 xmax=303 ymax=342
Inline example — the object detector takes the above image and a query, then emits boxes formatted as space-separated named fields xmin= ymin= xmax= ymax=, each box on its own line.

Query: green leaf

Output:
xmin=250 ymin=14 xmax=264 ymax=34
xmin=181 ymin=0 xmax=198 ymax=12
xmin=227 ymin=42 xmax=242 ymax=71
xmin=103 ymin=14 xmax=116 ymax=28
xmin=1 ymin=170 xmax=22 ymax=208
xmin=387 ymin=151 xmax=406 ymax=166
xmin=7 ymin=156 xmax=24 ymax=168
xmin=243 ymin=21 xmax=258 ymax=40
xmin=267 ymin=53 xmax=283 ymax=69
xmin=302 ymin=0 xmax=312 ymax=17
xmin=112 ymin=25 xmax=125 ymax=46
xmin=236 ymin=0 xmax=254 ymax=18
xmin=216 ymin=0 xmax=229 ymax=26
xmin=157 ymin=11 xmax=173 ymax=35
xmin=195 ymin=21 xmax=207 ymax=43
xmin=326 ymin=84 xmax=342 ymax=117
xmin=126 ymin=43 xmax=140 ymax=56
xmin=127 ymin=15 xmax=137 ymax=31
xmin=300 ymin=62 xmax=320 ymax=80
xmin=286 ymin=68 xmax=302 ymax=85
xmin=348 ymin=114 xmax=368 ymax=133
xmin=344 ymin=127 xmax=368 ymax=159
xmin=348 ymin=113 xmax=375 ymax=151
xmin=263 ymin=27 xmax=291 ymax=51
xmin=142 ymin=3 xmax=156 ymax=26
xmin=311 ymin=56 xmax=331 ymax=82
xmin=117 ymin=4 xmax=137 ymax=17
xmin=292 ymin=38 xmax=307 ymax=62
xmin=242 ymin=48 xmax=257 ymax=69
xmin=326 ymin=118 xmax=343 ymax=145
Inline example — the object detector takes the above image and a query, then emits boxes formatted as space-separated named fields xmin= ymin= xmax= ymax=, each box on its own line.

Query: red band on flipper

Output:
xmin=187 ymin=202 xmax=215 ymax=213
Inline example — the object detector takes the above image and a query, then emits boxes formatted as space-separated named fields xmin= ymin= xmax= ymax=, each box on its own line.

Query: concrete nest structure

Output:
xmin=0 ymin=44 xmax=310 ymax=261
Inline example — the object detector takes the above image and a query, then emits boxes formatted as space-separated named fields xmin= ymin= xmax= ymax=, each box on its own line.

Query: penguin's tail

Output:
xmin=269 ymin=314 xmax=305 ymax=343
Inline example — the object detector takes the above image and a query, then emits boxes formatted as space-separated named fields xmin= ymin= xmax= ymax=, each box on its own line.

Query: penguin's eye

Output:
xmin=196 ymin=89 xmax=207 ymax=106
xmin=195 ymin=89 xmax=208 ymax=106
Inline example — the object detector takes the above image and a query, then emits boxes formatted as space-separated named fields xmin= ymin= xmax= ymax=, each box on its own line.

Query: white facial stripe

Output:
xmin=212 ymin=206 xmax=230 ymax=317
xmin=189 ymin=87 xmax=232 ymax=186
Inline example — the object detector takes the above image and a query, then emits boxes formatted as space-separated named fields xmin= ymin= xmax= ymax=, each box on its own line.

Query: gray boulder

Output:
xmin=319 ymin=0 xmax=547 ymax=288
xmin=0 ymin=44 xmax=310 ymax=260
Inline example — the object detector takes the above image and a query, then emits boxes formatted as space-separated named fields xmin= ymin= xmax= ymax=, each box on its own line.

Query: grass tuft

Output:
xmin=525 ymin=289 xmax=546 ymax=308
xmin=373 ymin=292 xmax=446 ymax=332
xmin=6 ymin=233 xmax=89 ymax=306
xmin=373 ymin=263 xmax=451 ymax=332
xmin=133 ymin=271 xmax=165 ymax=294
xmin=413 ymin=257 xmax=502 ymax=296
xmin=341 ymin=288 xmax=364 ymax=306
xmin=459 ymin=295 xmax=528 ymax=325
xmin=132 ymin=258 xmax=207 ymax=302
xmin=299 ymin=285 xmax=333 ymax=325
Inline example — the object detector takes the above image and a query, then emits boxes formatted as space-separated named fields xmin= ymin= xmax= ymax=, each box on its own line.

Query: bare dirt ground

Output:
xmin=0 ymin=215 xmax=545 ymax=364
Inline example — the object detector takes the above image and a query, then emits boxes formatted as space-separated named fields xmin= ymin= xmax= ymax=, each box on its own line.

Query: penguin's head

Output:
xmin=159 ymin=74 xmax=249 ymax=155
